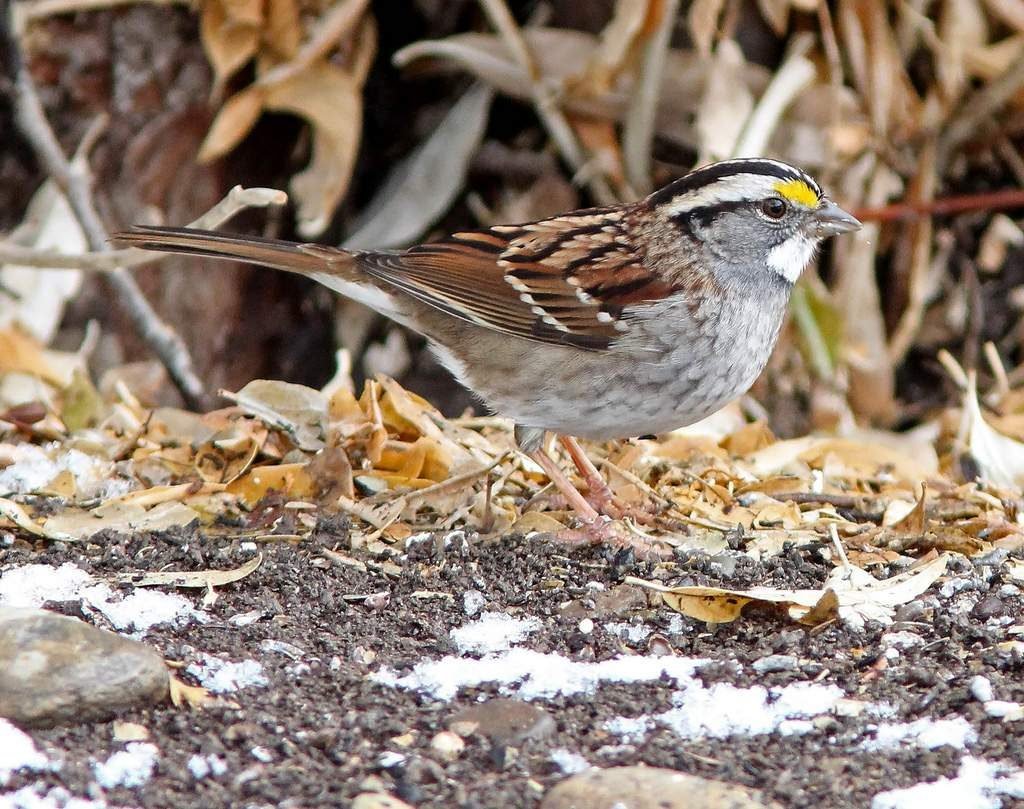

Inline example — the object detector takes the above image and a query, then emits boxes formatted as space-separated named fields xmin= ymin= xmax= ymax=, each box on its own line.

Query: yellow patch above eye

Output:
xmin=773 ymin=179 xmax=819 ymax=208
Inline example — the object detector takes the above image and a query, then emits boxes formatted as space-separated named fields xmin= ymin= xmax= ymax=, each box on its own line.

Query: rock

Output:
xmin=351 ymin=793 xmax=414 ymax=809
xmin=429 ymin=730 xmax=465 ymax=761
xmin=752 ymin=654 xmax=797 ymax=674
xmin=449 ymin=699 xmax=555 ymax=745
xmin=971 ymin=594 xmax=1005 ymax=620
xmin=560 ymin=585 xmax=648 ymax=620
xmin=0 ymin=608 xmax=168 ymax=728
xmin=542 ymin=767 xmax=778 ymax=809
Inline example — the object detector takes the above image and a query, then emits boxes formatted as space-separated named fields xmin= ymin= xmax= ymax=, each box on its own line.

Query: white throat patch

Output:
xmin=766 ymin=234 xmax=817 ymax=283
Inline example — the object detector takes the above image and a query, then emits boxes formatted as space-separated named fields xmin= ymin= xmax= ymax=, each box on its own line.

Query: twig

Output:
xmin=7 ymin=24 xmax=213 ymax=410
xmin=852 ymin=188 xmax=1024 ymax=222
xmin=477 ymin=0 xmax=618 ymax=205
xmin=731 ymin=33 xmax=815 ymax=158
xmin=984 ymin=341 xmax=1010 ymax=403
xmin=937 ymin=54 xmax=1024 ymax=167
xmin=622 ymin=0 xmax=680 ymax=195
xmin=887 ymin=142 xmax=937 ymax=365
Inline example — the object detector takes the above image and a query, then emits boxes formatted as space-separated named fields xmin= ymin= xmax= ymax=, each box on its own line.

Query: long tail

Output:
xmin=113 ymin=225 xmax=353 ymax=278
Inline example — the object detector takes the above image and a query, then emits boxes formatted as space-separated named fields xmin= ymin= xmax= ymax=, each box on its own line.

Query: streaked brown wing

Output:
xmin=357 ymin=206 xmax=675 ymax=350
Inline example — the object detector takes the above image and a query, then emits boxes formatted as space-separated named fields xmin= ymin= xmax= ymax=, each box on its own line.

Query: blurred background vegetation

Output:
xmin=3 ymin=0 xmax=1024 ymax=438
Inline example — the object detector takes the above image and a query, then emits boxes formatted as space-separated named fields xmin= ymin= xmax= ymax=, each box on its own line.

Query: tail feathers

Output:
xmin=113 ymin=225 xmax=353 ymax=278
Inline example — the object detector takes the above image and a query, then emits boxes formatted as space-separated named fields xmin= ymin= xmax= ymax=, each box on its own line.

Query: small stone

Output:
xmin=881 ymin=631 xmax=924 ymax=650
xmin=0 ymin=608 xmax=168 ymax=728
xmin=972 ymin=594 xmax=1005 ymax=620
xmin=430 ymin=731 xmax=464 ymax=762
xmin=969 ymin=675 xmax=994 ymax=703
xmin=752 ymin=654 xmax=798 ymax=674
xmin=351 ymin=793 xmax=414 ymax=809
xmin=449 ymin=699 xmax=555 ymax=745
xmin=112 ymin=721 xmax=150 ymax=742
xmin=541 ymin=767 xmax=777 ymax=809
xmin=578 ymin=618 xmax=594 ymax=634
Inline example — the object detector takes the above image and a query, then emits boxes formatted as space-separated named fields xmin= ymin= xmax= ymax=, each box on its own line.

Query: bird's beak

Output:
xmin=814 ymin=199 xmax=861 ymax=237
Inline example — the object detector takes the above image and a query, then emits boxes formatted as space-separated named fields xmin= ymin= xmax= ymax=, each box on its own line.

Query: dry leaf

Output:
xmin=344 ymin=83 xmax=493 ymax=249
xmin=200 ymin=0 xmax=263 ymax=94
xmin=118 ymin=553 xmax=262 ymax=588
xmin=227 ymin=462 xmax=316 ymax=505
xmin=198 ymin=86 xmax=266 ymax=162
xmin=627 ymin=553 xmax=949 ymax=627
xmin=43 ymin=501 xmax=202 ymax=541
xmin=0 ymin=497 xmax=57 ymax=539
xmin=169 ymin=675 xmax=215 ymax=709
xmin=263 ymin=61 xmax=363 ymax=237
xmin=959 ymin=374 xmax=1024 ymax=487
xmin=225 ymin=379 xmax=327 ymax=451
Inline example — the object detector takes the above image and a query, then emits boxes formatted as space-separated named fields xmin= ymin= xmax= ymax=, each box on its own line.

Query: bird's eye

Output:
xmin=760 ymin=198 xmax=787 ymax=220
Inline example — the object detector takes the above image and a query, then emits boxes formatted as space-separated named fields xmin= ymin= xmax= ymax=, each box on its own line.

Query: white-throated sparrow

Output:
xmin=116 ymin=158 xmax=860 ymax=533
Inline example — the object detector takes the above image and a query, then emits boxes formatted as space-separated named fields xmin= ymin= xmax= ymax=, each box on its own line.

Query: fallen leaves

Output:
xmin=197 ymin=0 xmax=374 ymax=236
xmin=628 ymin=554 xmax=951 ymax=628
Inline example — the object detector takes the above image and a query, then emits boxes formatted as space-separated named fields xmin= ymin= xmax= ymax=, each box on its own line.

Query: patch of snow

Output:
xmin=983 ymin=701 xmax=1024 ymax=720
xmin=449 ymin=611 xmax=541 ymax=655
xmin=862 ymin=716 xmax=977 ymax=751
xmin=373 ymin=648 xmax=707 ymax=701
xmin=0 ymin=445 xmax=131 ymax=501
xmin=0 ymin=563 xmax=205 ymax=635
xmin=970 ymin=676 xmax=995 ymax=703
xmin=0 ymin=719 xmax=56 ymax=785
xmin=187 ymin=754 xmax=227 ymax=780
xmin=604 ymin=622 xmax=651 ymax=643
xmin=0 ymin=785 xmax=113 ymax=809
xmin=871 ymin=756 xmax=1024 ymax=809
xmin=93 ymin=742 xmax=158 ymax=789
xmin=550 ymin=748 xmax=592 ymax=775
xmin=607 ymin=681 xmax=845 ymax=742
xmin=186 ymin=653 xmax=268 ymax=693
xmin=604 ymin=715 xmax=651 ymax=744
xmin=462 ymin=590 xmax=486 ymax=617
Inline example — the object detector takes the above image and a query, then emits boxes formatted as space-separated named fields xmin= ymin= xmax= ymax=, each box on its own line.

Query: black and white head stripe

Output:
xmin=649 ymin=159 xmax=823 ymax=214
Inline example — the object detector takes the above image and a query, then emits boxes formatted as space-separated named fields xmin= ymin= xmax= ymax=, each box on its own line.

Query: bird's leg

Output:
xmin=515 ymin=427 xmax=662 ymax=550
xmin=558 ymin=435 xmax=661 ymax=524
xmin=528 ymin=447 xmax=601 ymax=523
xmin=558 ymin=435 xmax=618 ymax=513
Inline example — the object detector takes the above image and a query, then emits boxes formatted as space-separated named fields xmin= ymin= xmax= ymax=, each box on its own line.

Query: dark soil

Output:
xmin=3 ymin=523 xmax=1023 ymax=809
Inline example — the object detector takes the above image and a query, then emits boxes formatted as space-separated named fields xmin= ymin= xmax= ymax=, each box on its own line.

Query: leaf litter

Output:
xmin=2 ymin=322 xmax=1023 ymax=627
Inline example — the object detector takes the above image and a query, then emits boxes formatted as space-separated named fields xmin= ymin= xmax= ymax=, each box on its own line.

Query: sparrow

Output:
xmin=116 ymin=158 xmax=860 ymax=534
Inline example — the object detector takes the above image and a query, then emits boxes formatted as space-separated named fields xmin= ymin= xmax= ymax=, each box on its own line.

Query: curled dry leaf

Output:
xmin=117 ymin=552 xmax=263 ymax=588
xmin=264 ymin=61 xmax=364 ymax=237
xmin=42 ymin=501 xmax=202 ymax=542
xmin=626 ymin=553 xmax=949 ymax=627
xmin=200 ymin=0 xmax=264 ymax=95
xmin=196 ymin=0 xmax=373 ymax=234
xmin=224 ymin=379 xmax=327 ymax=452
xmin=959 ymin=374 xmax=1024 ymax=487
